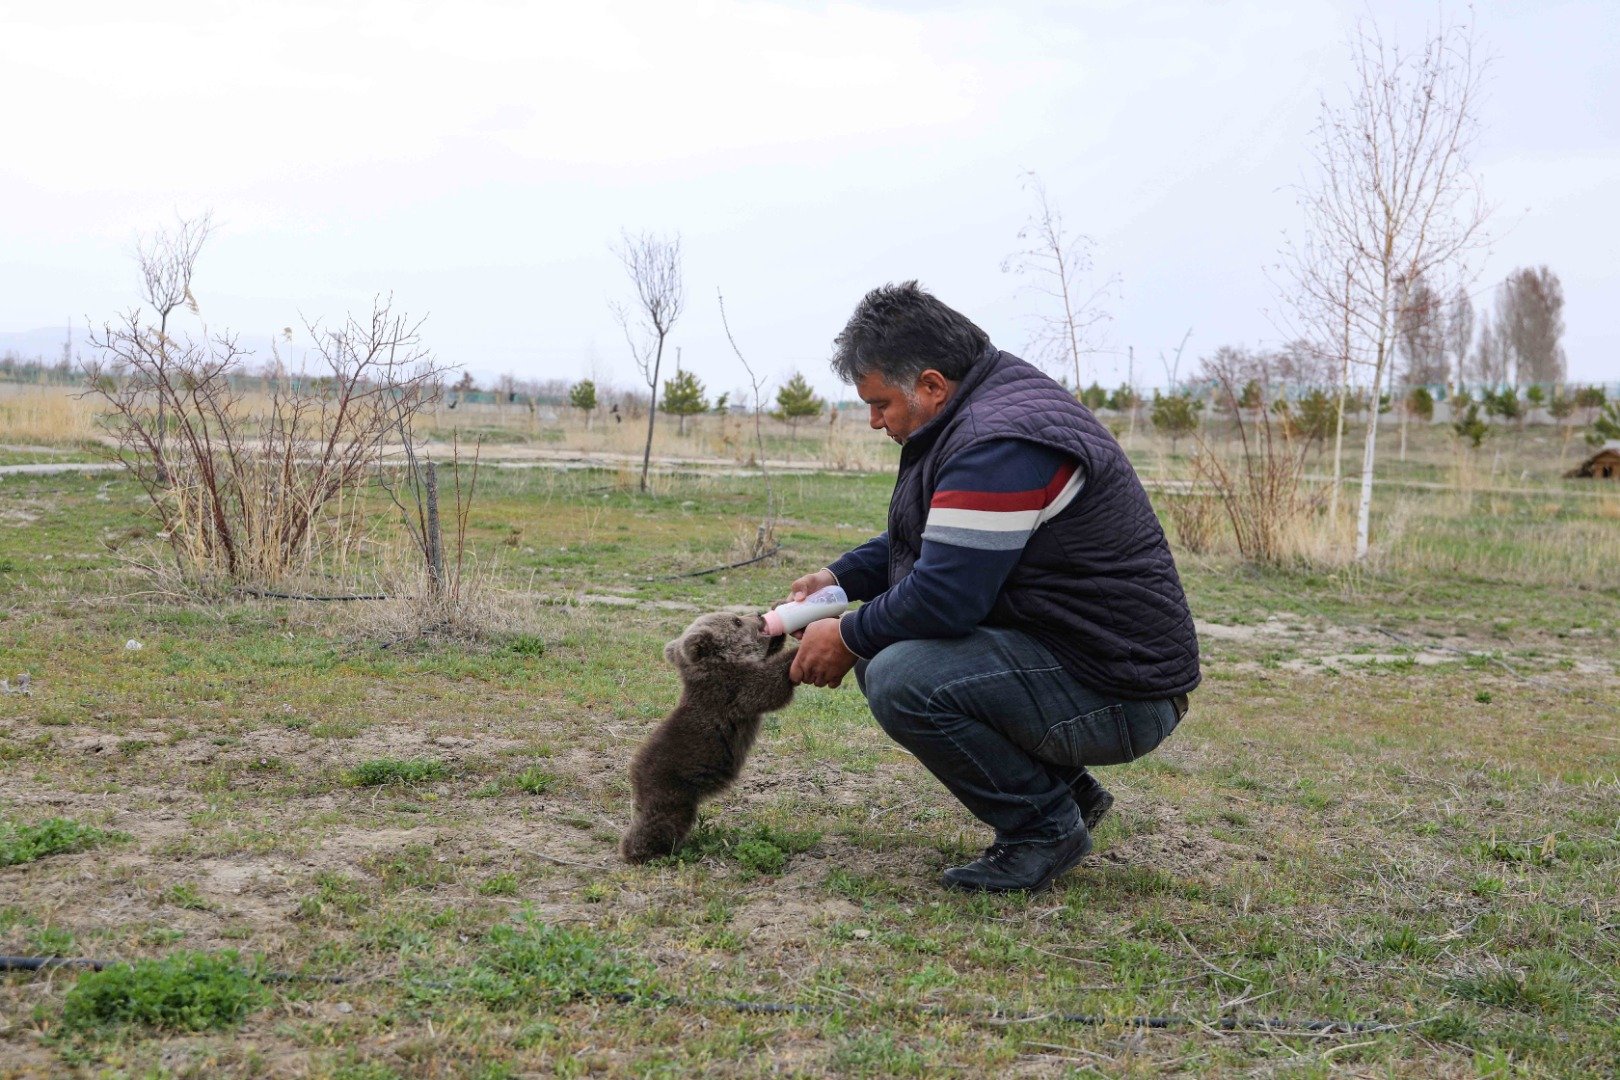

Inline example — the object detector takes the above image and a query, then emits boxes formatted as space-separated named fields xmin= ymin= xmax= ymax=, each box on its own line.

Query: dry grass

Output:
xmin=0 ymin=383 xmax=103 ymax=444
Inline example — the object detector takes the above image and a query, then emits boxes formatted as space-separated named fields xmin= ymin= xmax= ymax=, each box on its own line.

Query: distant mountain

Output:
xmin=0 ymin=327 xmax=76 ymax=363
xmin=1 ymin=325 xmax=291 ymax=369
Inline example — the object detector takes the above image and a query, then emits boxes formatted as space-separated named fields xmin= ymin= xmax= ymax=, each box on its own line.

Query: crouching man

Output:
xmin=788 ymin=282 xmax=1198 ymax=893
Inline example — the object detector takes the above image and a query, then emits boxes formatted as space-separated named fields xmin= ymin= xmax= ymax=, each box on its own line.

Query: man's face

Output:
xmin=855 ymin=370 xmax=954 ymax=445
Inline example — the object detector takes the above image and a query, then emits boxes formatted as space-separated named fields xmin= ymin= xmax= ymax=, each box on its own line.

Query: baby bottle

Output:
xmin=761 ymin=585 xmax=850 ymax=637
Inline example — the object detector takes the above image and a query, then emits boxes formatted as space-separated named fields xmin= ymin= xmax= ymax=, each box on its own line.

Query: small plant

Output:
xmin=1586 ymin=399 xmax=1620 ymax=447
xmin=296 ymin=873 xmax=370 ymax=922
xmin=773 ymin=371 xmax=825 ymax=454
xmin=660 ymin=367 xmax=709 ymax=435
xmin=1408 ymin=385 xmax=1435 ymax=421
xmin=1453 ymin=401 xmax=1489 ymax=449
xmin=347 ymin=758 xmax=447 ymax=787
xmin=1150 ymin=391 xmax=1203 ymax=454
xmin=507 ymin=634 xmax=545 ymax=658
xmin=732 ymin=838 xmax=787 ymax=874
xmin=59 ymin=951 xmax=268 ymax=1033
xmin=162 ymin=882 xmax=211 ymax=911
xmin=477 ymin=873 xmax=520 ymax=897
xmin=665 ymin=821 xmax=820 ymax=874
xmin=514 ymin=767 xmax=558 ymax=795
xmin=0 ymin=816 xmax=122 ymax=867
xmin=568 ymin=379 xmax=597 ymax=431
xmin=1379 ymin=924 xmax=1439 ymax=959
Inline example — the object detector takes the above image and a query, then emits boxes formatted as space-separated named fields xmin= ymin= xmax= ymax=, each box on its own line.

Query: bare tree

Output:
xmin=1444 ymin=284 xmax=1474 ymax=394
xmin=1498 ymin=266 xmax=1566 ymax=386
xmin=86 ymin=218 xmax=447 ymax=587
xmin=718 ymin=288 xmax=777 ymax=557
xmin=1472 ymin=310 xmax=1511 ymax=385
xmin=134 ymin=213 xmax=212 ymax=484
xmin=610 ymin=230 xmax=684 ymax=493
xmin=1280 ymin=15 xmax=1490 ymax=559
xmin=1001 ymin=171 xmax=1115 ymax=390
xmin=1396 ymin=274 xmax=1448 ymax=388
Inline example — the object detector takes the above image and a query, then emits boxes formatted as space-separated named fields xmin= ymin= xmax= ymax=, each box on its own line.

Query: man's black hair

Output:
xmin=829 ymin=281 xmax=990 ymax=387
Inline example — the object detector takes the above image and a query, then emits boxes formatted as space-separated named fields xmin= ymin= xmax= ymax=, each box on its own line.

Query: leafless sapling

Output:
xmin=610 ymin=230 xmax=684 ymax=493
xmin=1279 ymin=14 xmax=1491 ymax=559
xmin=1002 ymin=171 xmax=1116 ymax=392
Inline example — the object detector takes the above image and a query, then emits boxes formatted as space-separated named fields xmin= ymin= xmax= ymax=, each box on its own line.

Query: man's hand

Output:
xmin=787 ymin=567 xmax=838 ymax=603
xmin=789 ymin=616 xmax=858 ymax=688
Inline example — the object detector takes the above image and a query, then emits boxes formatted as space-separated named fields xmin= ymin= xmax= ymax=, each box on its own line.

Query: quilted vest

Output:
xmin=886 ymin=347 xmax=1200 ymax=700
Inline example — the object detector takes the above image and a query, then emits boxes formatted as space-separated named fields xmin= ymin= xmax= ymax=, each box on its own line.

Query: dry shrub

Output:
xmin=1190 ymin=365 xmax=1322 ymax=564
xmin=1163 ymin=494 xmax=1224 ymax=555
xmin=85 ymin=218 xmax=449 ymax=591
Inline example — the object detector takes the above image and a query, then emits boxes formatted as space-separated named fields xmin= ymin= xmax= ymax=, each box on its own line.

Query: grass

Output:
xmin=346 ymin=758 xmax=448 ymax=787
xmin=0 ymin=816 xmax=122 ymax=867
xmin=58 ymin=951 xmax=268 ymax=1033
xmin=0 ymin=423 xmax=1616 ymax=1075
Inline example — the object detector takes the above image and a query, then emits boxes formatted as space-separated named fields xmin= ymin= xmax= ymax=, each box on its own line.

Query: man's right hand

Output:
xmin=787 ymin=568 xmax=838 ymax=603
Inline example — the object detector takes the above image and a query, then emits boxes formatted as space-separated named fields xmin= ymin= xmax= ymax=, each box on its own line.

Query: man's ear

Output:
xmin=915 ymin=369 xmax=955 ymax=408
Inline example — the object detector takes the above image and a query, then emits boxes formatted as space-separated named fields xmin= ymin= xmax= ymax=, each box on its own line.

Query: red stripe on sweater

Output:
xmin=931 ymin=462 xmax=1076 ymax=512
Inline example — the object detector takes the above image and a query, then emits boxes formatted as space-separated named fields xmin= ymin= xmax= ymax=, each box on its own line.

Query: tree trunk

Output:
xmin=639 ymin=335 xmax=665 ymax=493
xmin=1399 ymin=384 xmax=1409 ymax=462
xmin=1354 ymin=344 xmax=1389 ymax=560
xmin=425 ymin=461 xmax=444 ymax=598
xmin=1330 ymin=262 xmax=1352 ymax=533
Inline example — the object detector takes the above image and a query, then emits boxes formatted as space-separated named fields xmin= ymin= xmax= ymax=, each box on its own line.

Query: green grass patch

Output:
xmin=0 ymin=816 xmax=123 ymax=867
xmin=514 ymin=767 xmax=559 ymax=795
xmin=58 ymin=951 xmax=268 ymax=1033
xmin=663 ymin=820 xmax=822 ymax=875
xmin=346 ymin=758 xmax=448 ymax=786
xmin=412 ymin=908 xmax=649 ymax=1008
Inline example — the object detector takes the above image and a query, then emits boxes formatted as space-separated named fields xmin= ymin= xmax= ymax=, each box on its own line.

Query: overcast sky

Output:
xmin=2 ymin=0 xmax=1615 ymax=399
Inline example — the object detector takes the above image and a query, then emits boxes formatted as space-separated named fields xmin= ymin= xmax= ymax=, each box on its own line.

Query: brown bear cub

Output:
xmin=620 ymin=611 xmax=796 ymax=863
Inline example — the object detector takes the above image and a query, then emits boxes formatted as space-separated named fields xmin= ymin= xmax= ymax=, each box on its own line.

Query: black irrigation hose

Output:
xmin=654 ymin=545 xmax=782 ymax=580
xmin=1 ymin=956 xmax=1392 ymax=1034
xmin=236 ymin=588 xmax=393 ymax=602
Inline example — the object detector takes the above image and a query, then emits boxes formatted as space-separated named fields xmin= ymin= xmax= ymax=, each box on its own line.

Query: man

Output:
xmin=788 ymin=282 xmax=1199 ymax=893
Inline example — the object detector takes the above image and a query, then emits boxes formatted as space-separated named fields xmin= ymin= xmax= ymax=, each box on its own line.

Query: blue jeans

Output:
xmin=856 ymin=627 xmax=1183 ymax=845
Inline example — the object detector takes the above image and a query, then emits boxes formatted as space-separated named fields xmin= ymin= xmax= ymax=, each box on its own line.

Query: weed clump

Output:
xmin=665 ymin=821 xmax=821 ymax=875
xmin=59 ymin=951 xmax=267 ymax=1032
xmin=0 ymin=816 xmax=123 ymax=867
xmin=414 ymin=909 xmax=648 ymax=1008
xmin=347 ymin=758 xmax=447 ymax=787
xmin=514 ymin=767 xmax=558 ymax=795
xmin=507 ymin=634 xmax=545 ymax=657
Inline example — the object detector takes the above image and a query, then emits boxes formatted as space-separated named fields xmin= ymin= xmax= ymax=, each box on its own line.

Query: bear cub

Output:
xmin=620 ymin=611 xmax=796 ymax=863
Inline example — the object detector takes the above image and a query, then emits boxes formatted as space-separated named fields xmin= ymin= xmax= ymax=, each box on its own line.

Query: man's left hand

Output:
xmin=790 ymin=617 xmax=858 ymax=688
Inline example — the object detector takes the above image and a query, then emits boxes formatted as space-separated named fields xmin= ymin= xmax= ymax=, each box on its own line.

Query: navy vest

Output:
xmin=886 ymin=348 xmax=1200 ymax=700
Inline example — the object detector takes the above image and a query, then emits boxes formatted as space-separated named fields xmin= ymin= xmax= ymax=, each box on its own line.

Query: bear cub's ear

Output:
xmin=665 ymin=627 xmax=718 ymax=669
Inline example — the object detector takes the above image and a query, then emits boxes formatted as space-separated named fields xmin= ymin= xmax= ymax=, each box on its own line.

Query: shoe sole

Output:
xmin=1081 ymin=790 xmax=1114 ymax=832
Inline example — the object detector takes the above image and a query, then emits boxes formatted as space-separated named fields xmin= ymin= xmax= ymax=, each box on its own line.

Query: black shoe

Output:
xmin=942 ymin=825 xmax=1093 ymax=893
xmin=1071 ymin=770 xmax=1115 ymax=832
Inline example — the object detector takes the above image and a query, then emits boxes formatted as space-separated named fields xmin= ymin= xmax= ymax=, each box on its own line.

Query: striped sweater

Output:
xmin=832 ymin=439 xmax=1083 ymax=659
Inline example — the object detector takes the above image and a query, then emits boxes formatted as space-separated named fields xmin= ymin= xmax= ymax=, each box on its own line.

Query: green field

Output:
xmin=1 ymin=448 xmax=1617 ymax=1076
